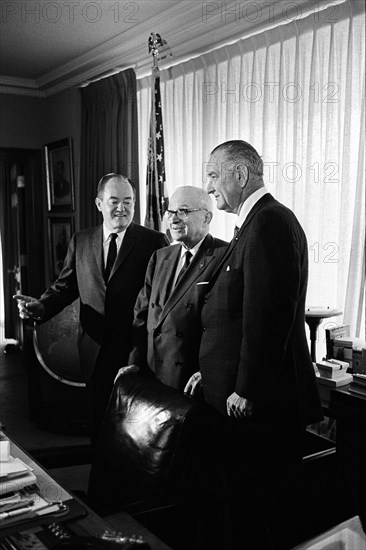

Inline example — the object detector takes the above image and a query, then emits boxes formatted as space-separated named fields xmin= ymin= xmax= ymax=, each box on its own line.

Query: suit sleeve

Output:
xmin=235 ymin=211 xmax=302 ymax=403
xmin=158 ymin=233 xmax=170 ymax=248
xmin=128 ymin=251 xmax=157 ymax=371
xmin=39 ymin=233 xmax=80 ymax=321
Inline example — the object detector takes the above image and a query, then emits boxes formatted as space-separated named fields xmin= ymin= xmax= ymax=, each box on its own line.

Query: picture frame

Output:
xmin=48 ymin=217 xmax=74 ymax=280
xmin=45 ymin=138 xmax=75 ymax=211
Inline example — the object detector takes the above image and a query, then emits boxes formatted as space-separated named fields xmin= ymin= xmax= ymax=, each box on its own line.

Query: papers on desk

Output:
xmin=0 ymin=456 xmax=37 ymax=496
xmin=0 ymin=488 xmax=64 ymax=528
xmin=292 ymin=515 xmax=366 ymax=550
xmin=316 ymin=372 xmax=353 ymax=387
xmin=1 ymin=457 xmax=32 ymax=478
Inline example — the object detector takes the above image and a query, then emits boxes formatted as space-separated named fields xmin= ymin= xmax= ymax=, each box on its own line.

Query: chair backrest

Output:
xmin=88 ymin=373 xmax=214 ymax=511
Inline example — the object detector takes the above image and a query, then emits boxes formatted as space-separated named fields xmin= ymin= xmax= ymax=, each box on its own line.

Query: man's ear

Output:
xmin=236 ymin=164 xmax=249 ymax=188
xmin=95 ymin=197 xmax=102 ymax=211
xmin=205 ymin=211 xmax=213 ymax=225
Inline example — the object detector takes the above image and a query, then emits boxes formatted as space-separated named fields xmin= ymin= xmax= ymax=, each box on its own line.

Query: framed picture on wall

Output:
xmin=45 ymin=138 xmax=75 ymax=211
xmin=48 ymin=217 xmax=74 ymax=280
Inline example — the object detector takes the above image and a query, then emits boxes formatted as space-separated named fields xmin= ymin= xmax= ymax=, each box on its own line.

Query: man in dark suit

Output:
xmin=185 ymin=142 xmax=323 ymax=544
xmin=120 ymin=186 xmax=228 ymax=392
xmin=14 ymin=174 xmax=169 ymax=441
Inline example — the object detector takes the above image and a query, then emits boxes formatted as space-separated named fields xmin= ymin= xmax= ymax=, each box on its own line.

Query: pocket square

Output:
xmin=196 ymin=281 xmax=209 ymax=285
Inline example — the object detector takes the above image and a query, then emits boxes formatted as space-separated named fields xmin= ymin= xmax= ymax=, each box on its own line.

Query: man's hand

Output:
xmin=226 ymin=392 xmax=254 ymax=419
xmin=114 ymin=364 xmax=140 ymax=383
xmin=184 ymin=371 xmax=202 ymax=396
xmin=13 ymin=294 xmax=44 ymax=321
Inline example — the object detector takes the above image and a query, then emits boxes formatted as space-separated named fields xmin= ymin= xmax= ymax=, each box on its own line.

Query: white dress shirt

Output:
xmin=236 ymin=186 xmax=269 ymax=229
xmin=171 ymin=237 xmax=206 ymax=288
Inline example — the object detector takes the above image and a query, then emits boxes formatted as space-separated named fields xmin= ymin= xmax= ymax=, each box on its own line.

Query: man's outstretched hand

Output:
xmin=13 ymin=294 xmax=44 ymax=321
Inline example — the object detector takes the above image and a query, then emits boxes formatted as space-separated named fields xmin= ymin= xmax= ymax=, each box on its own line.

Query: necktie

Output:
xmin=233 ymin=225 xmax=240 ymax=239
xmin=175 ymin=250 xmax=192 ymax=287
xmin=104 ymin=233 xmax=118 ymax=282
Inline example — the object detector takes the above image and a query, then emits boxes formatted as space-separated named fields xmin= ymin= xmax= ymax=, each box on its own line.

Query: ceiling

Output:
xmin=0 ymin=0 xmax=341 ymax=96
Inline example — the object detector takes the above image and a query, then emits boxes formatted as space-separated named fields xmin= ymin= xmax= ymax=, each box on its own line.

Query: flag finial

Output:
xmin=148 ymin=33 xmax=172 ymax=67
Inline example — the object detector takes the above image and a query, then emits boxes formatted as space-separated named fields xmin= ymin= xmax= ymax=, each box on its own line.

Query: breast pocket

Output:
xmin=215 ymin=268 xmax=243 ymax=315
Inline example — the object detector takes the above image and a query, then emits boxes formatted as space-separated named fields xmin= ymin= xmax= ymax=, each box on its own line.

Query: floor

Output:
xmin=0 ymin=342 xmax=91 ymax=493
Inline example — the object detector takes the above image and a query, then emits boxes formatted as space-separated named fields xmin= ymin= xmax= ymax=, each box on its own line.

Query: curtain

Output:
xmin=80 ymin=68 xmax=139 ymax=228
xmin=137 ymin=0 xmax=365 ymax=339
xmin=0 ymin=162 xmax=17 ymax=340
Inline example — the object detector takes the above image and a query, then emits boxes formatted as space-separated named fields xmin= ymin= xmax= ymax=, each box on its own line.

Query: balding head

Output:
xmin=167 ymin=186 xmax=213 ymax=248
xmin=96 ymin=173 xmax=136 ymax=199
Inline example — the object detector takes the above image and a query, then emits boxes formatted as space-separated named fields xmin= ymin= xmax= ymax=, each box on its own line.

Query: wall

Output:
xmin=0 ymin=87 xmax=81 ymax=212
xmin=41 ymin=87 xmax=82 ymax=232
xmin=0 ymin=94 xmax=44 ymax=149
xmin=0 ymin=87 xmax=82 ymax=287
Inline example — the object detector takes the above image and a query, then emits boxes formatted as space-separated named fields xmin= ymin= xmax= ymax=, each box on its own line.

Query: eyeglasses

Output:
xmin=166 ymin=208 xmax=208 ymax=220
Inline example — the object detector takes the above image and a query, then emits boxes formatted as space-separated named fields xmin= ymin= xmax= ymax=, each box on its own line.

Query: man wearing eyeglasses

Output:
xmin=118 ymin=185 xmax=228 ymax=392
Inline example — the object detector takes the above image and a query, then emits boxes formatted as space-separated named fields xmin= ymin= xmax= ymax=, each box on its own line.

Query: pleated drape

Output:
xmin=80 ymin=68 xmax=139 ymax=228
xmin=0 ymin=162 xmax=17 ymax=338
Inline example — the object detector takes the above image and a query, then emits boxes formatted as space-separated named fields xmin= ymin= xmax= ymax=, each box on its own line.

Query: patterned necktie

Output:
xmin=104 ymin=233 xmax=118 ymax=282
xmin=233 ymin=225 xmax=240 ymax=239
xmin=175 ymin=250 xmax=192 ymax=287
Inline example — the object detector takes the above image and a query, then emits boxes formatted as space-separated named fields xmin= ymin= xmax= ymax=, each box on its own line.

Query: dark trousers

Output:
xmin=195 ymin=409 xmax=305 ymax=549
xmin=86 ymin=350 xmax=123 ymax=446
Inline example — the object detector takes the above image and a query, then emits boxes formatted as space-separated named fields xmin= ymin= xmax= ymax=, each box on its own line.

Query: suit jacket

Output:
xmin=128 ymin=234 xmax=228 ymax=391
xmin=39 ymin=222 xmax=169 ymax=379
xmin=199 ymin=194 xmax=322 ymax=427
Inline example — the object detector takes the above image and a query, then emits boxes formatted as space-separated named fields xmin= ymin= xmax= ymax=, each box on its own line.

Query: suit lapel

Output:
xmin=92 ymin=226 xmax=104 ymax=280
xmin=109 ymin=223 xmax=137 ymax=280
xmin=159 ymin=235 xmax=216 ymax=322
xmin=208 ymin=193 xmax=275 ymax=285
xmin=158 ymin=245 xmax=182 ymax=304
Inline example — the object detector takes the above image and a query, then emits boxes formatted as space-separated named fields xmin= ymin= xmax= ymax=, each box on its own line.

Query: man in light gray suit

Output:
xmin=121 ymin=186 xmax=228 ymax=391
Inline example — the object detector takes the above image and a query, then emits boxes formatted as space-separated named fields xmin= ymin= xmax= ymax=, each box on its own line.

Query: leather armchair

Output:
xmin=87 ymin=373 xmax=222 ymax=549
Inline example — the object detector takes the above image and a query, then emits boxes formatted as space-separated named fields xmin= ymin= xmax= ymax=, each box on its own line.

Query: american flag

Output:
xmin=144 ymin=65 xmax=168 ymax=231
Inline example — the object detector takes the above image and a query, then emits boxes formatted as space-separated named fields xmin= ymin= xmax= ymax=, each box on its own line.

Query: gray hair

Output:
xmin=211 ymin=140 xmax=264 ymax=178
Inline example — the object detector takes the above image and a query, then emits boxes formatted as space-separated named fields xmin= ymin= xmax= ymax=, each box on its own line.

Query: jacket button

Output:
xmin=203 ymin=327 xmax=206 ymax=331
xmin=186 ymin=303 xmax=193 ymax=309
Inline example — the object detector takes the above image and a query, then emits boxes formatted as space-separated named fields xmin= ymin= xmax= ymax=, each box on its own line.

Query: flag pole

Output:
xmin=144 ymin=33 xmax=168 ymax=232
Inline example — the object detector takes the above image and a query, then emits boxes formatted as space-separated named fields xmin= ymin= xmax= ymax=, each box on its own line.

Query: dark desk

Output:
xmin=329 ymin=389 xmax=366 ymax=526
xmin=315 ymin=374 xmax=351 ymax=413
xmin=0 ymin=433 xmax=172 ymax=549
